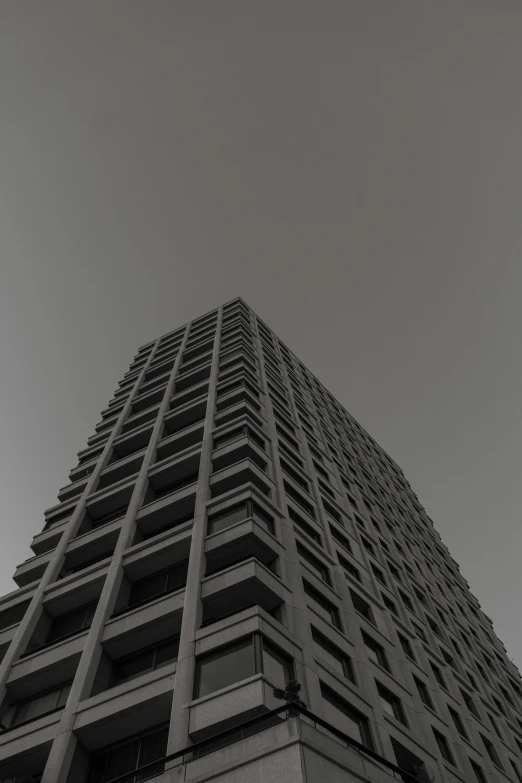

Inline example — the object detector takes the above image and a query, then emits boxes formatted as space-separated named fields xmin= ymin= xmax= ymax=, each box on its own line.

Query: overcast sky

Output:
xmin=0 ymin=1 xmax=521 ymax=667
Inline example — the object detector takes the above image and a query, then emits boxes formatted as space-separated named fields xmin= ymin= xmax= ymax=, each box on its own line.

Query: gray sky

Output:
xmin=1 ymin=1 xmax=521 ymax=667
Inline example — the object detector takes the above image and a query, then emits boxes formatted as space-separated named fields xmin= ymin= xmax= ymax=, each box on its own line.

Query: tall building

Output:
xmin=0 ymin=297 xmax=521 ymax=783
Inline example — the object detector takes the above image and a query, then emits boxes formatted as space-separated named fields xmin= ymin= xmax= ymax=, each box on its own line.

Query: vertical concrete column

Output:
xmin=253 ymin=323 xmax=325 ymax=717
xmin=0 ymin=343 xmax=159 ymax=703
xmin=166 ymin=308 xmax=223 ymax=758
xmin=41 ymin=327 xmax=191 ymax=783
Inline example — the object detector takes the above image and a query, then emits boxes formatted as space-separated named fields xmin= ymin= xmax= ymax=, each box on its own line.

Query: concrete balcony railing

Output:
xmin=13 ymin=551 xmax=52 ymax=588
xmin=201 ymin=558 xmax=285 ymax=626
xmin=209 ymin=458 xmax=273 ymax=501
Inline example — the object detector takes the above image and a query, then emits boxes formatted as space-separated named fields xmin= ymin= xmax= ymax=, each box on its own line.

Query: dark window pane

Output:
xmin=196 ymin=638 xmax=255 ymax=698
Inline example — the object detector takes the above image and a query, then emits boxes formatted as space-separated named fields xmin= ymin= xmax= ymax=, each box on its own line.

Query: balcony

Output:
xmin=119 ymin=403 xmax=160 ymax=436
xmin=201 ymin=558 xmax=285 ymax=626
xmin=56 ymin=476 xmax=88 ymax=504
xmin=163 ymin=397 xmax=206 ymax=436
xmin=85 ymin=479 xmax=135 ymax=525
xmin=60 ymin=525 xmax=119 ymax=580
xmin=30 ymin=525 xmax=64 ymax=557
xmin=214 ymin=399 xmax=266 ymax=430
xmin=137 ymin=370 xmax=170 ymax=397
xmin=96 ymin=450 xmax=144 ymax=491
xmin=209 ymin=459 xmax=272 ymax=500
xmin=212 ymin=434 xmax=267 ymax=473
xmin=145 ymin=452 xmax=200 ymax=510
xmin=173 ymin=362 xmax=212 ymax=393
xmin=144 ymin=357 xmax=175 ymax=383
xmin=130 ymin=385 xmax=165 ymax=416
xmin=205 ymin=514 xmax=281 ymax=576
xmin=110 ymin=421 xmax=154 ymax=461
xmin=74 ymin=669 xmax=174 ymax=752
xmin=154 ymin=421 xmax=204 ymax=466
xmin=13 ymin=552 xmax=51 ymax=588
xmin=68 ymin=456 xmax=98 ymax=484
xmin=183 ymin=338 xmax=214 ymax=364
xmin=135 ymin=489 xmax=195 ymax=542
xmin=169 ymin=379 xmax=209 ymax=410
xmin=189 ymin=675 xmax=281 ymax=742
xmin=87 ymin=430 xmax=110 ymax=449
xmin=102 ymin=590 xmax=184 ymax=661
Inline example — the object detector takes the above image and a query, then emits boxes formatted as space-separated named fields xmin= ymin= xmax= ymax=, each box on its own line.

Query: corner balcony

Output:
xmin=211 ymin=434 xmax=268 ymax=473
xmin=214 ymin=399 xmax=266 ymax=430
xmin=57 ymin=476 xmax=88 ymax=505
xmin=201 ymin=558 xmax=285 ymax=627
xmin=30 ymin=523 xmax=64 ymax=557
xmin=205 ymin=515 xmax=281 ymax=575
xmin=189 ymin=675 xmax=281 ymax=741
xmin=209 ymin=458 xmax=273 ymax=501
xmin=13 ymin=551 xmax=51 ymax=588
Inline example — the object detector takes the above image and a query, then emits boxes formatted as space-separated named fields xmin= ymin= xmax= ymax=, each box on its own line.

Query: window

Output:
xmin=128 ymin=562 xmax=188 ymax=608
xmin=296 ymin=542 xmax=331 ymax=585
xmin=207 ymin=499 xmax=275 ymax=536
xmin=371 ymin=565 xmax=386 ymax=586
xmin=283 ymin=481 xmax=316 ymax=519
xmin=5 ymin=682 xmax=71 ymax=728
xmin=448 ymin=706 xmax=468 ymax=739
xmin=413 ymin=623 xmax=428 ymax=643
xmin=290 ymin=507 xmax=322 ymax=545
xmin=380 ymin=593 xmax=397 ymax=616
xmin=361 ymin=538 xmax=376 ymax=557
xmin=480 ymin=734 xmax=504 ymax=770
xmin=0 ymin=600 xmax=29 ymax=632
xmin=311 ymin=628 xmax=355 ymax=682
xmin=303 ymin=581 xmax=341 ymax=630
xmin=362 ymin=632 xmax=390 ymax=672
xmin=377 ymin=682 xmax=407 ymax=725
xmin=338 ymin=553 xmax=361 ymax=583
xmin=440 ymin=647 xmax=456 ymax=669
xmin=488 ymin=713 xmax=502 ymax=739
xmin=90 ymin=724 xmax=168 ymax=782
xmin=47 ymin=601 xmax=97 ymax=644
xmin=280 ymin=459 xmax=310 ymax=493
xmin=387 ymin=562 xmax=402 ymax=582
xmin=320 ymin=685 xmax=373 ymax=749
xmin=414 ymin=677 xmax=434 ymax=710
xmin=398 ymin=634 xmax=415 ymax=661
xmin=430 ymin=662 xmax=447 ymax=690
xmin=195 ymin=637 xmax=255 ymax=698
xmin=350 ymin=590 xmax=375 ymax=626
xmin=330 ymin=526 xmax=351 ymax=553
xmin=469 ymin=759 xmax=488 ymax=783
xmin=432 ymin=729 xmax=456 ymax=765
xmin=112 ymin=637 xmax=179 ymax=685
xmin=194 ymin=635 xmax=292 ymax=699
xmin=262 ymin=639 xmax=294 ymax=689
xmin=460 ymin=688 xmax=480 ymax=718
xmin=511 ymin=759 xmax=522 ymax=783
xmin=400 ymin=591 xmax=414 ymax=613
xmin=426 ymin=615 xmax=441 ymax=637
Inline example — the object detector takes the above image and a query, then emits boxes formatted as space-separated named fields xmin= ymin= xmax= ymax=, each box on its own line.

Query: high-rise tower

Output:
xmin=0 ymin=298 xmax=520 ymax=783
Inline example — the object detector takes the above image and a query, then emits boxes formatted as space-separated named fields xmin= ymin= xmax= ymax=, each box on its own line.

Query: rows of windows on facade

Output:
xmin=0 ymin=297 xmax=521 ymax=783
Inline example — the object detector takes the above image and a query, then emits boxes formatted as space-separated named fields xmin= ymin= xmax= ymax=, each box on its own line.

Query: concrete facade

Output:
xmin=0 ymin=298 xmax=521 ymax=783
